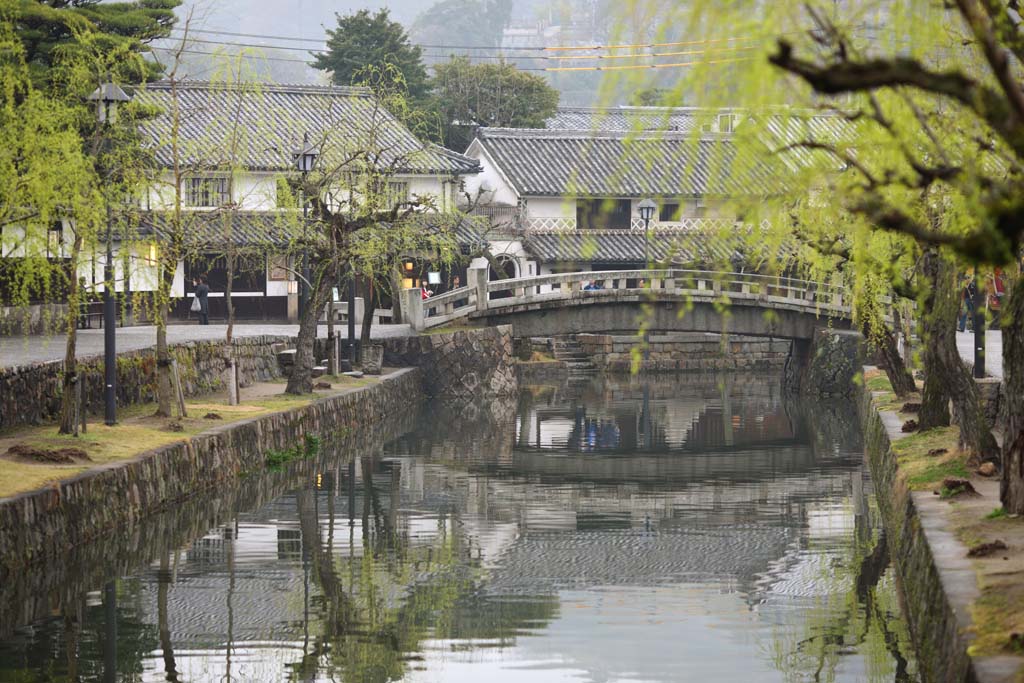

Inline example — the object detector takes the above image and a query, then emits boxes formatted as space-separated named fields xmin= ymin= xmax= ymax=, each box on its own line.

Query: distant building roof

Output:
xmin=543 ymin=107 xmax=855 ymax=172
xmin=135 ymin=81 xmax=481 ymax=176
xmin=523 ymin=229 xmax=751 ymax=265
xmin=474 ymin=127 xmax=778 ymax=198
xmin=546 ymin=107 xmax=705 ymax=133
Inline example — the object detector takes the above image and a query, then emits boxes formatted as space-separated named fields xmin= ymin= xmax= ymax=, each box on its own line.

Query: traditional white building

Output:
xmin=462 ymin=106 xmax=846 ymax=279
xmin=26 ymin=81 xmax=482 ymax=325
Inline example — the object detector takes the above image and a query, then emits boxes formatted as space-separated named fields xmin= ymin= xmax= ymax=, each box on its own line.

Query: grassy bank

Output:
xmin=0 ymin=375 xmax=377 ymax=499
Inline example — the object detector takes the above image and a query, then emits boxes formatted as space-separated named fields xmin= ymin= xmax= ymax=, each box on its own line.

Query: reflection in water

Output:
xmin=0 ymin=373 xmax=917 ymax=682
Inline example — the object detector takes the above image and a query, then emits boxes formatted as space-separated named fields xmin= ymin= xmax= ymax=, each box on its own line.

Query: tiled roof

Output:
xmin=546 ymin=107 xmax=702 ymax=133
xmin=140 ymin=210 xmax=299 ymax=249
xmin=135 ymin=81 xmax=481 ymax=175
xmin=475 ymin=127 xmax=779 ymax=198
xmin=523 ymin=229 xmax=750 ymax=265
xmin=139 ymin=210 xmax=487 ymax=250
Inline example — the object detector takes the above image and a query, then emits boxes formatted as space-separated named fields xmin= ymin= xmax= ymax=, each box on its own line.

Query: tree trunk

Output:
xmin=359 ymin=280 xmax=375 ymax=347
xmin=1000 ymin=278 xmax=1024 ymax=512
xmin=864 ymin=317 xmax=916 ymax=397
xmin=225 ymin=250 xmax=238 ymax=405
xmin=919 ymin=249 xmax=999 ymax=463
xmin=154 ymin=259 xmax=176 ymax=417
xmin=286 ymin=271 xmax=331 ymax=395
xmin=919 ymin=249 xmax=951 ymax=428
xmin=58 ymin=234 xmax=85 ymax=434
xmin=390 ymin=266 xmax=403 ymax=324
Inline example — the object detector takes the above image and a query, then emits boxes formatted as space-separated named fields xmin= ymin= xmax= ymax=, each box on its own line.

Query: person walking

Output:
xmin=195 ymin=275 xmax=210 ymax=325
xmin=958 ymin=277 xmax=976 ymax=332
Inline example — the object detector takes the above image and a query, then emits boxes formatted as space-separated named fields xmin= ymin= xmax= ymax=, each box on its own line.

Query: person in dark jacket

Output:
xmin=195 ymin=275 xmax=210 ymax=325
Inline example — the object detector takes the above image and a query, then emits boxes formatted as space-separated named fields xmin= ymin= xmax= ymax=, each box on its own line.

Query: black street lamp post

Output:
xmin=88 ymin=79 xmax=130 ymax=427
xmin=637 ymin=199 xmax=657 ymax=366
xmin=637 ymin=198 xmax=657 ymax=268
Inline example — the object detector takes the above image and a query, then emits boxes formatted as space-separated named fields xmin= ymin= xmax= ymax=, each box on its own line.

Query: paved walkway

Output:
xmin=0 ymin=323 xmax=415 ymax=368
xmin=956 ymin=330 xmax=1003 ymax=379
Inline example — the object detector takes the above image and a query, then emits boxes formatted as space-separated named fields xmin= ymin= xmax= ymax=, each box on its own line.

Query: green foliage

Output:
xmin=0 ymin=15 xmax=100 ymax=318
xmin=986 ymin=507 xmax=1008 ymax=520
xmin=429 ymin=56 xmax=560 ymax=150
xmin=411 ymin=0 xmax=512 ymax=49
xmin=313 ymin=9 xmax=429 ymax=99
xmin=264 ymin=432 xmax=320 ymax=470
xmin=11 ymin=0 xmax=180 ymax=89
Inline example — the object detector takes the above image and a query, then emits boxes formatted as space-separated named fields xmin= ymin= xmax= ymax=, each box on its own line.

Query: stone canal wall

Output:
xmin=0 ymin=335 xmax=288 ymax=431
xmin=382 ymin=326 xmax=517 ymax=398
xmin=576 ymin=332 xmax=791 ymax=373
xmin=860 ymin=383 xmax=1015 ymax=683
xmin=0 ymin=368 xmax=423 ymax=584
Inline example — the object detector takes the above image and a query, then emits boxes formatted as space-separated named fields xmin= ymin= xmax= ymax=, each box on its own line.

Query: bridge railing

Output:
xmin=404 ymin=268 xmax=853 ymax=331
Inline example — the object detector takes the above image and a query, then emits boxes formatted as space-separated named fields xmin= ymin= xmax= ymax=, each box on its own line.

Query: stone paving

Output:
xmin=0 ymin=323 xmax=415 ymax=368
xmin=956 ymin=330 xmax=1003 ymax=380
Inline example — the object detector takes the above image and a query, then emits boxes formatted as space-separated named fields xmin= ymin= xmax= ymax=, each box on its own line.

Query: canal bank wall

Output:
xmin=861 ymin=382 xmax=1018 ymax=683
xmin=0 ymin=335 xmax=290 ymax=431
xmin=0 ymin=367 xmax=424 ymax=586
xmin=382 ymin=325 xmax=518 ymax=398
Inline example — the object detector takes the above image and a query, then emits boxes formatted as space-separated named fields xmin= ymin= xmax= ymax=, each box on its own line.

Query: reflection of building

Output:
xmin=515 ymin=374 xmax=797 ymax=455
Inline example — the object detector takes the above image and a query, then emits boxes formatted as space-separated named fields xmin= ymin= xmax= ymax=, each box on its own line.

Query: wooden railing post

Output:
xmin=468 ymin=267 xmax=489 ymax=311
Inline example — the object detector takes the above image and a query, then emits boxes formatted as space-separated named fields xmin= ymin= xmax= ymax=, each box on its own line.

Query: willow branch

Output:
xmin=769 ymin=40 xmax=1017 ymax=153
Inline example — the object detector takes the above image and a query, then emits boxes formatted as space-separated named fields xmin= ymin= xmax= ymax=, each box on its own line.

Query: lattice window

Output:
xmin=185 ymin=176 xmax=230 ymax=207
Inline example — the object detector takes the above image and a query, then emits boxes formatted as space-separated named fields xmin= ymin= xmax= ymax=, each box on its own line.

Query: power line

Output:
xmin=166 ymin=26 xmax=775 ymax=55
xmin=168 ymin=27 xmax=545 ymax=52
xmin=151 ymin=45 xmax=750 ymax=74
xmin=163 ymin=36 xmax=544 ymax=63
xmin=556 ymin=45 xmax=759 ymax=61
xmin=546 ymin=57 xmax=753 ymax=72
xmin=158 ymin=35 xmax=764 ymax=66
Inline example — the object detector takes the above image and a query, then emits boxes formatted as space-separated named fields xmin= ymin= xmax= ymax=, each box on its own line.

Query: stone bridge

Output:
xmin=404 ymin=268 xmax=859 ymax=340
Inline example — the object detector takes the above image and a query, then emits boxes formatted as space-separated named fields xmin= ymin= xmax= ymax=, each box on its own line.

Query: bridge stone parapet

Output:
xmin=403 ymin=268 xmax=860 ymax=342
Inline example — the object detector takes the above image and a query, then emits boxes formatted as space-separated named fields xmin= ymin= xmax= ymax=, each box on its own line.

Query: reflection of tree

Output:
xmin=157 ymin=552 xmax=179 ymax=682
xmin=768 ymin=474 xmax=916 ymax=682
xmin=286 ymin=457 xmax=558 ymax=683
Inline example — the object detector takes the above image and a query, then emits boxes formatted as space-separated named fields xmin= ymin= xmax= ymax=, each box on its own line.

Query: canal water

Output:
xmin=0 ymin=373 xmax=918 ymax=682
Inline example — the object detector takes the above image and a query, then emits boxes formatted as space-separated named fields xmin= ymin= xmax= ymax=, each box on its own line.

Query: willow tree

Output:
xmin=285 ymin=66 xmax=462 ymax=394
xmin=604 ymin=1 xmax=1016 ymax=488
xmin=0 ymin=20 xmax=99 ymax=434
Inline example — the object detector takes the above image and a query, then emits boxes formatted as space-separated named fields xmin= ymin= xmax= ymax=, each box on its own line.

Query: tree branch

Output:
xmin=769 ymin=40 xmax=1018 ymax=153
xmin=960 ymin=0 xmax=1024 ymax=121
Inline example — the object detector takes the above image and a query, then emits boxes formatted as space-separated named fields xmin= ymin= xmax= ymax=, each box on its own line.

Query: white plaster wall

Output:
xmin=146 ymin=171 xmax=278 ymax=210
xmin=234 ymin=174 xmax=278 ymax=210
xmin=524 ymin=197 xmax=574 ymax=218
xmin=463 ymin=142 xmax=519 ymax=207
xmin=407 ymin=176 xmax=448 ymax=210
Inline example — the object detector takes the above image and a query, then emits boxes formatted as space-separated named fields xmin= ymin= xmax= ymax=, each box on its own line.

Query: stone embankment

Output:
xmin=0 ymin=368 xmax=423 ymax=585
xmin=1 ymin=335 xmax=289 ymax=431
xmin=383 ymin=325 xmax=517 ymax=398
xmin=861 ymin=382 xmax=1020 ymax=683
xmin=516 ymin=332 xmax=791 ymax=374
